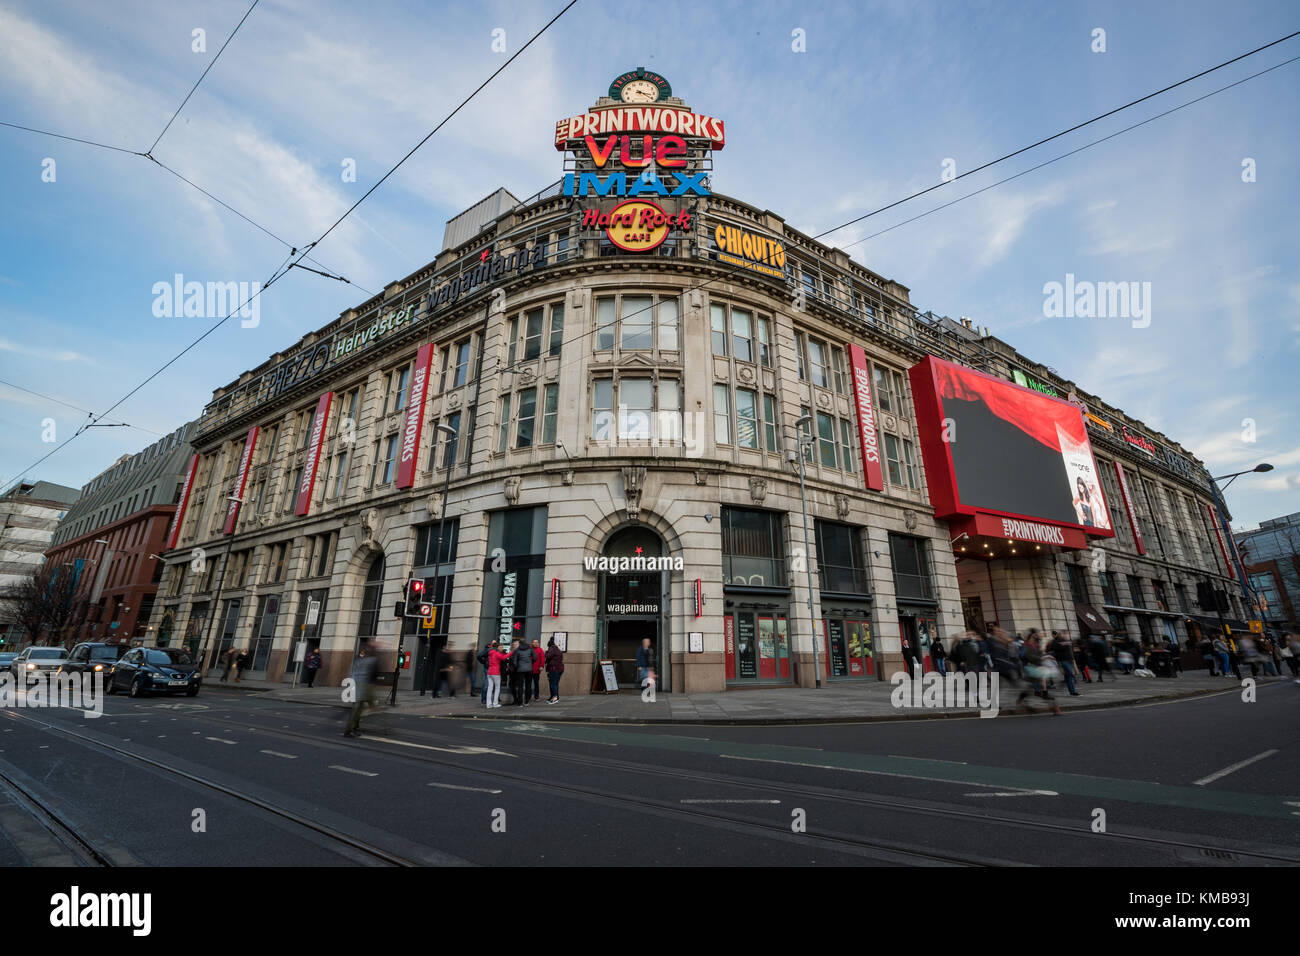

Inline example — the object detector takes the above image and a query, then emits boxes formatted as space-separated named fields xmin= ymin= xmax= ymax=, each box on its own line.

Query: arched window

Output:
xmin=359 ymin=555 xmax=385 ymax=637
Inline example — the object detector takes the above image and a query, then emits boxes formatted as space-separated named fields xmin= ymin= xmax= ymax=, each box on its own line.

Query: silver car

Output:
xmin=9 ymin=646 xmax=69 ymax=685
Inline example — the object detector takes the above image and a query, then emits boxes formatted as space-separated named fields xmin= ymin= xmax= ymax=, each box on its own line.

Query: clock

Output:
xmin=608 ymin=67 xmax=672 ymax=103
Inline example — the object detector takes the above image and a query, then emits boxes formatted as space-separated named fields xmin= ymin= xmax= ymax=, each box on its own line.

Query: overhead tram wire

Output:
xmin=492 ymin=32 xmax=1300 ymax=386
xmin=810 ymin=27 xmax=1300 ymax=242
xmin=0 ymin=380 xmax=164 ymax=436
xmin=838 ymin=54 xmax=1300 ymax=252
xmin=2 ymin=0 xmax=580 ymax=485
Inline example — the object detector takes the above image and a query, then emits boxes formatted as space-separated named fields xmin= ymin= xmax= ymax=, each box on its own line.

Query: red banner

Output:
xmin=1113 ymin=461 xmax=1146 ymax=555
xmin=222 ymin=426 xmax=259 ymax=535
xmin=165 ymin=453 xmax=199 ymax=551
xmin=724 ymin=614 xmax=735 ymax=680
xmin=848 ymin=344 xmax=885 ymax=491
xmin=396 ymin=343 xmax=436 ymax=489
xmin=295 ymin=391 xmax=333 ymax=515
xmin=1208 ymin=503 xmax=1235 ymax=579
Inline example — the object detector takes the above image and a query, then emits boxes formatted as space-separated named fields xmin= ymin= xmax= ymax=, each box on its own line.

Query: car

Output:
xmin=9 ymin=646 xmax=70 ymax=685
xmin=0 ymin=652 xmax=16 ymax=671
xmin=106 ymin=647 xmax=202 ymax=698
xmin=57 ymin=642 xmax=131 ymax=680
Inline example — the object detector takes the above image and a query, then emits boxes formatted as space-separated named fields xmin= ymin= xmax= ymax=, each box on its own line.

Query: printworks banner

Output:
xmin=222 ymin=426 xmax=259 ymax=535
xmin=396 ymin=343 xmax=436 ymax=489
xmin=165 ymin=453 xmax=200 ymax=551
xmin=295 ymin=391 xmax=333 ymax=515
xmin=847 ymin=344 xmax=885 ymax=492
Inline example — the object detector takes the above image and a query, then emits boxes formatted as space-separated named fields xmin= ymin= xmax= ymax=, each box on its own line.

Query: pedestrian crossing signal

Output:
xmin=397 ymin=650 xmax=412 ymax=669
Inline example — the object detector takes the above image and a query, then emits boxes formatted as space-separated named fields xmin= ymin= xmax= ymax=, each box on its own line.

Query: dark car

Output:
xmin=58 ymin=642 xmax=130 ymax=679
xmin=0 ymin=652 xmax=16 ymax=671
xmin=9 ymin=646 xmax=69 ymax=685
xmin=107 ymin=647 xmax=202 ymax=698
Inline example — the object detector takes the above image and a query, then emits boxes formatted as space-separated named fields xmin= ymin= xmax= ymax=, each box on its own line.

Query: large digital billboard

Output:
xmin=909 ymin=356 xmax=1114 ymax=539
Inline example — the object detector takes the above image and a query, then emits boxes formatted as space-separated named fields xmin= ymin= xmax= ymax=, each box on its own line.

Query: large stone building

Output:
xmin=44 ymin=422 xmax=196 ymax=645
xmin=148 ymin=70 xmax=1243 ymax=693
xmin=0 ymin=479 xmax=81 ymax=646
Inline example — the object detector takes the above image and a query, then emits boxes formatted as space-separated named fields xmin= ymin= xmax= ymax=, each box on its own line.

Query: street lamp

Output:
xmin=1207 ymin=462 xmax=1273 ymax=631
xmin=793 ymin=415 xmax=821 ymax=689
xmin=1213 ymin=462 xmax=1273 ymax=490
xmin=420 ymin=422 xmax=459 ymax=696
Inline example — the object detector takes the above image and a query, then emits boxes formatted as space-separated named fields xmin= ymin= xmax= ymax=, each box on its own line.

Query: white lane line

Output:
xmin=1193 ymin=749 xmax=1278 ymax=787
xmin=260 ymin=749 xmax=299 ymax=759
xmin=681 ymin=798 xmax=780 ymax=804
xmin=428 ymin=782 xmax=502 ymax=794
xmin=205 ymin=736 xmax=237 ymax=745
xmin=722 ymin=754 xmax=1042 ymax=793
xmin=329 ymin=764 xmax=378 ymax=777
xmin=965 ymin=790 xmax=1058 ymax=797
xmin=364 ymin=734 xmax=515 ymax=758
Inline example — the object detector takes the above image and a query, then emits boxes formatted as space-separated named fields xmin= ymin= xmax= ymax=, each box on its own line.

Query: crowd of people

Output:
xmin=477 ymin=636 xmax=565 ymax=708
xmin=1198 ymin=631 xmax=1300 ymax=680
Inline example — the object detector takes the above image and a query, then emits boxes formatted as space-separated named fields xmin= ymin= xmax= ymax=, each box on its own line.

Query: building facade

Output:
xmin=148 ymin=71 xmax=1242 ymax=691
xmin=44 ymin=422 xmax=196 ymax=646
xmin=0 ymin=480 xmax=81 ymax=646
xmin=1236 ymin=512 xmax=1300 ymax=633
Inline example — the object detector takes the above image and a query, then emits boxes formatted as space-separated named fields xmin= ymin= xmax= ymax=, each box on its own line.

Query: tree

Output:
xmin=0 ymin=564 xmax=81 ymax=647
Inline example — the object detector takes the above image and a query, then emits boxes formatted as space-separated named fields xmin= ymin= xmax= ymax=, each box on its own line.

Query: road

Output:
xmin=0 ymin=680 xmax=1296 ymax=866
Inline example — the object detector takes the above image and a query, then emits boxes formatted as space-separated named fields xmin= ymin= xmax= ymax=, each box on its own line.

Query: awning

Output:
xmin=1074 ymin=602 xmax=1113 ymax=635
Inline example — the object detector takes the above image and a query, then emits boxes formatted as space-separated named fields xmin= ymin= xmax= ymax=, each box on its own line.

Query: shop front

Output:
xmin=821 ymin=603 xmax=877 ymax=679
xmin=595 ymin=525 xmax=671 ymax=691
xmin=724 ymin=601 xmax=791 ymax=683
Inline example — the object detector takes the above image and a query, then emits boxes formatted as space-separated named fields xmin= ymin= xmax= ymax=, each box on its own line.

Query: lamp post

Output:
xmin=1209 ymin=463 xmax=1272 ymax=627
xmin=793 ymin=415 xmax=821 ymax=689
xmin=420 ymin=422 xmax=459 ymax=696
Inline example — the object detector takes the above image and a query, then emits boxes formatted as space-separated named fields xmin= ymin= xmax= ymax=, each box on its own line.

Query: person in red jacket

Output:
xmin=485 ymin=640 xmax=510 ymax=709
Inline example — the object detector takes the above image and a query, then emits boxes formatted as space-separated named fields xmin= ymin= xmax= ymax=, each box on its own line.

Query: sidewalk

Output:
xmin=202 ymin=670 xmax=1293 ymax=724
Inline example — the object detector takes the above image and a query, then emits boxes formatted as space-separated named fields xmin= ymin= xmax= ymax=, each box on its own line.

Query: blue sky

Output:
xmin=1 ymin=0 xmax=1297 ymax=528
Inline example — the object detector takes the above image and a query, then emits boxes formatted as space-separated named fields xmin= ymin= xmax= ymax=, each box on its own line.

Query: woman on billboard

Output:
xmin=1072 ymin=476 xmax=1101 ymax=528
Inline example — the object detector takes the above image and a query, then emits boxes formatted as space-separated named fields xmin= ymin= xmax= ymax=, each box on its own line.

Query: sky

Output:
xmin=1 ymin=0 xmax=1297 ymax=529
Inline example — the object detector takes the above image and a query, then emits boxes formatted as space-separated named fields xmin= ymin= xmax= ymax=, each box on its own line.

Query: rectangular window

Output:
xmin=1100 ymin=571 xmax=1120 ymax=604
xmin=795 ymin=332 xmax=807 ymax=380
xmin=736 ymin=388 xmax=759 ymax=449
xmin=376 ymin=435 xmax=398 ymax=485
xmin=439 ymin=346 xmax=451 ymax=392
xmin=541 ymin=384 xmax=558 ymax=445
xmin=621 ymin=296 xmax=653 ymax=349
xmin=815 ymin=520 xmax=868 ymax=593
xmin=713 ymin=384 xmax=731 ymax=444
xmin=548 ymin=303 xmax=565 ymax=356
xmin=757 ymin=316 xmax=771 ymax=368
xmin=873 ymin=365 xmax=894 ymax=414
xmin=388 ymin=365 xmax=411 ymax=415
xmin=593 ymin=379 xmax=613 ymax=441
xmin=596 ymin=298 xmax=615 ymax=350
xmin=441 ymin=411 xmax=461 ymax=467
xmin=839 ymin=419 xmax=856 ymax=474
xmin=658 ymin=379 xmax=682 ymax=444
xmin=453 ymin=340 xmax=471 ymax=388
xmin=902 ymin=438 xmax=918 ymax=489
xmin=507 ymin=316 xmax=519 ymax=365
xmin=800 ymin=405 xmax=813 ymax=463
xmin=892 ymin=371 xmax=909 ymax=418
xmin=831 ymin=347 xmax=847 ymax=395
xmin=516 ymin=389 xmax=537 ymax=448
xmin=618 ymin=379 xmax=653 ymax=441
xmin=1127 ymin=574 xmax=1145 ymax=608
xmin=889 ymin=533 xmax=933 ymax=600
xmin=721 ymin=507 xmax=785 ymax=587
xmin=1066 ymin=563 xmax=1090 ymax=603
xmin=658 ymin=297 xmax=679 ymax=351
xmin=711 ymin=303 xmax=728 ymax=356
xmin=285 ymin=468 xmax=303 ymax=512
xmin=497 ymin=394 xmax=513 ymax=453
xmin=732 ymin=308 xmax=753 ymax=363
xmin=763 ymin=395 xmax=778 ymax=452
xmin=816 ymin=412 xmax=837 ymax=467
xmin=523 ymin=308 xmax=543 ymax=361
xmin=807 ymin=338 xmax=828 ymax=389
xmin=884 ymin=434 xmax=904 ymax=486
xmin=330 ymin=451 xmax=348 ymax=498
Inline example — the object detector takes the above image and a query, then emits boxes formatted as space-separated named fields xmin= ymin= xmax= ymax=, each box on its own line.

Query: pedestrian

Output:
xmin=1088 ymin=633 xmax=1110 ymax=682
xmin=484 ymin=640 xmax=509 ymax=709
xmin=1014 ymin=632 xmax=1062 ymax=715
xmin=528 ymin=639 xmax=544 ymax=703
xmin=1283 ymin=634 xmax=1300 ymax=678
xmin=1201 ymin=637 xmax=1218 ymax=676
xmin=635 ymin=638 xmax=655 ymax=686
xmin=235 ymin=647 xmax=250 ymax=682
xmin=545 ymin=637 xmax=565 ymax=704
xmin=1047 ymin=630 xmax=1080 ymax=696
xmin=1075 ymin=642 xmax=1092 ymax=682
xmin=342 ymin=640 xmax=378 ymax=737
xmin=930 ymin=636 xmax=947 ymax=677
xmin=220 ymin=645 xmax=236 ymax=683
xmin=477 ymin=643 xmax=492 ymax=704
xmin=1116 ymin=646 xmax=1135 ymax=675
xmin=1211 ymin=637 xmax=1230 ymax=677
xmin=1226 ymin=637 xmax=1243 ymax=680
xmin=1259 ymin=636 xmax=1279 ymax=677
xmin=304 ymin=646 xmax=322 ymax=688
xmin=510 ymin=638 xmax=534 ymax=706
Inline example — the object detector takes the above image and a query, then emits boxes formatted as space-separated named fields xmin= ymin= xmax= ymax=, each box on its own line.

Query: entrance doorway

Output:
xmin=607 ymin=618 xmax=657 ymax=688
xmin=596 ymin=525 xmax=670 ymax=692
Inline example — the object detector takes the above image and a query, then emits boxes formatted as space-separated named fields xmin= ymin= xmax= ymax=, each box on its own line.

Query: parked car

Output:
xmin=0 ymin=652 xmax=16 ymax=671
xmin=107 ymin=647 xmax=202 ymax=697
xmin=9 ymin=646 xmax=70 ymax=685
xmin=58 ymin=642 xmax=131 ymax=679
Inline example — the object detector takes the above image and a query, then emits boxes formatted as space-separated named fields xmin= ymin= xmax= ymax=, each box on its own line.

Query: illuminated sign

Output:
xmin=563 ymin=170 xmax=708 ymax=197
xmin=429 ymin=245 xmax=548 ymax=309
xmin=165 ymin=454 xmax=200 ymax=551
xmin=848 ymin=345 xmax=885 ymax=492
xmin=1121 ymin=425 xmax=1157 ymax=457
xmin=1000 ymin=518 xmax=1065 ymax=546
xmin=222 ymin=426 xmax=259 ymax=535
xmin=582 ymin=134 xmax=687 ymax=169
xmin=583 ymin=200 xmax=691 ymax=252
xmin=1085 ymin=412 xmax=1112 ymax=430
xmin=295 ymin=391 xmax=333 ymax=515
xmin=555 ymin=106 xmax=726 ymax=150
xmin=1011 ymin=369 xmax=1061 ymax=399
xmin=396 ymin=344 xmax=435 ymax=489
xmin=713 ymin=224 xmax=786 ymax=279
xmin=1113 ymin=460 xmax=1146 ymax=555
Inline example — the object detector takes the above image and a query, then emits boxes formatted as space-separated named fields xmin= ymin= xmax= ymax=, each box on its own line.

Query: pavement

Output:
xmin=203 ymin=668 xmax=1296 ymax=724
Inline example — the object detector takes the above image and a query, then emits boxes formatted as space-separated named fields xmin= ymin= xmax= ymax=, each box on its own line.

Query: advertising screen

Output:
xmin=909 ymin=356 xmax=1113 ymax=536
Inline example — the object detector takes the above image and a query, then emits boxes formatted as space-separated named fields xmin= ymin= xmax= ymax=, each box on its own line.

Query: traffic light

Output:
xmin=397 ymin=650 xmax=412 ymax=670
xmin=404 ymin=578 xmax=426 ymax=617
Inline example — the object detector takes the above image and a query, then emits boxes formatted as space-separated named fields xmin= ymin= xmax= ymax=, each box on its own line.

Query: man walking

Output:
xmin=1047 ymin=630 xmax=1080 ymax=696
xmin=511 ymin=638 xmax=535 ymax=706
xmin=635 ymin=638 xmax=655 ymax=686
xmin=343 ymin=640 xmax=378 ymax=737
xmin=303 ymin=646 xmax=322 ymax=688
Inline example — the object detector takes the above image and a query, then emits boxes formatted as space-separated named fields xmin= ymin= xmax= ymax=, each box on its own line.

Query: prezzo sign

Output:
xmin=1113 ymin=460 xmax=1146 ymax=555
xmin=295 ymin=391 xmax=333 ymax=516
xmin=583 ymin=200 xmax=691 ymax=252
xmin=396 ymin=343 xmax=435 ymax=489
xmin=848 ymin=344 xmax=885 ymax=492
xmin=222 ymin=426 xmax=259 ymax=535
xmin=165 ymin=454 xmax=200 ymax=550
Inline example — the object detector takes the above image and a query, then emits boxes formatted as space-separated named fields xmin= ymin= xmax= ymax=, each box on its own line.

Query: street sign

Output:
xmin=422 ymin=608 xmax=437 ymax=629
xmin=1248 ymin=620 xmax=1263 ymax=634
xmin=306 ymin=599 xmax=320 ymax=626
xmin=294 ymin=641 xmax=307 ymax=662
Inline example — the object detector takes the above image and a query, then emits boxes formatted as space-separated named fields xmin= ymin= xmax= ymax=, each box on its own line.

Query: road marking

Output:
xmin=722 ymin=754 xmax=1032 ymax=792
xmin=364 ymin=734 xmax=515 ymax=758
xmin=681 ymin=799 xmax=780 ymax=804
xmin=205 ymin=736 xmax=237 ymax=745
xmin=329 ymin=764 xmax=377 ymax=777
xmin=428 ymin=782 xmax=502 ymax=794
xmin=260 ymin=749 xmax=298 ymax=759
xmin=1194 ymin=750 xmax=1278 ymax=787
xmin=965 ymin=790 xmax=1058 ymax=797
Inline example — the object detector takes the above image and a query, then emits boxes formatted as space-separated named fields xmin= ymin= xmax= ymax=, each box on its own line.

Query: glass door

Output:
xmin=756 ymin=615 xmax=791 ymax=680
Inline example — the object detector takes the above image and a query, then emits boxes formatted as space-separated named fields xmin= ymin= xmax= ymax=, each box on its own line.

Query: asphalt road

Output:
xmin=0 ymin=679 xmax=1296 ymax=866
